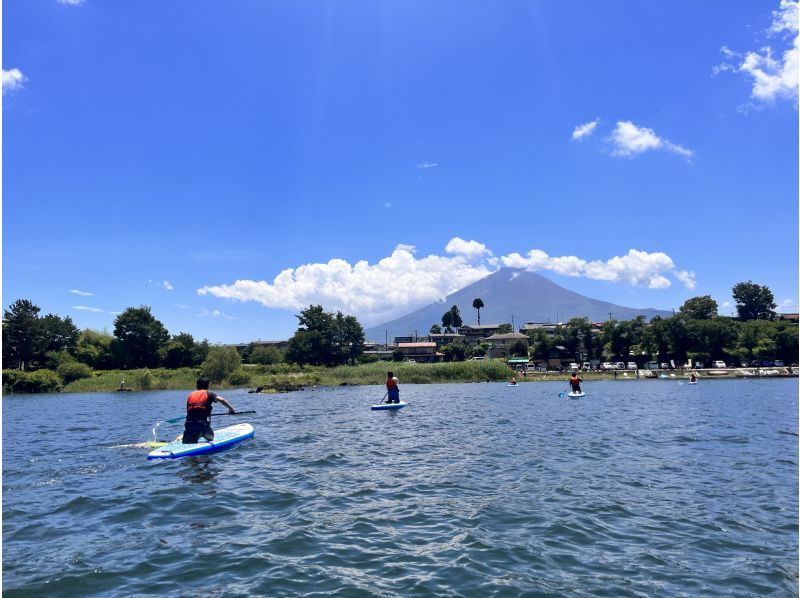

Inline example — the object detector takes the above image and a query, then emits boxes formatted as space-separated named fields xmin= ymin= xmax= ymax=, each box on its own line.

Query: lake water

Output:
xmin=3 ymin=378 xmax=798 ymax=596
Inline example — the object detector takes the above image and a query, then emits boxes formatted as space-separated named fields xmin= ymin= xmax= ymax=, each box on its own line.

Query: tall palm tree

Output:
xmin=472 ymin=298 xmax=484 ymax=325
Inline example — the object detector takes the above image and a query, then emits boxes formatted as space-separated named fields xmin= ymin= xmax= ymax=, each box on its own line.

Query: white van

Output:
xmin=646 ymin=361 xmax=660 ymax=370
xmin=627 ymin=362 xmax=638 ymax=370
xmin=569 ymin=363 xmax=579 ymax=371
xmin=712 ymin=360 xmax=726 ymax=368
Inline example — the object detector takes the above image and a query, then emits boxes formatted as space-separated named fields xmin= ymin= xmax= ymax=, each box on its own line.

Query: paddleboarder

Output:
xmin=183 ymin=377 xmax=236 ymax=444
xmin=386 ymin=371 xmax=400 ymax=404
xmin=569 ymin=372 xmax=583 ymax=394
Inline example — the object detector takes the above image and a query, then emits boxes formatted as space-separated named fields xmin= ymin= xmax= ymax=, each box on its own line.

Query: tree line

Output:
xmin=1 ymin=280 xmax=795 ymax=391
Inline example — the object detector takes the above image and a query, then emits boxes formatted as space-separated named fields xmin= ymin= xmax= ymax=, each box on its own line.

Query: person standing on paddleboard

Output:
xmin=569 ymin=372 xmax=583 ymax=393
xmin=183 ymin=377 xmax=236 ymax=444
xmin=386 ymin=371 xmax=400 ymax=404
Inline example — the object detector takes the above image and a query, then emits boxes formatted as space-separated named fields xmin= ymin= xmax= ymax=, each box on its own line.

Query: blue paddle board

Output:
xmin=147 ymin=423 xmax=254 ymax=460
xmin=371 ymin=401 xmax=407 ymax=411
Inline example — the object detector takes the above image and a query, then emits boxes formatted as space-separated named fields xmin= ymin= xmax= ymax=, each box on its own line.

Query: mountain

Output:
xmin=364 ymin=268 xmax=672 ymax=342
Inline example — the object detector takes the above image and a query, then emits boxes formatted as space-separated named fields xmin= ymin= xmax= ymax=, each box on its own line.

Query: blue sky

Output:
xmin=3 ymin=0 xmax=798 ymax=344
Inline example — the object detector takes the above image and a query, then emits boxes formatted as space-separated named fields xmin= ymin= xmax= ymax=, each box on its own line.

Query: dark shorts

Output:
xmin=183 ymin=420 xmax=214 ymax=444
xmin=387 ymin=388 xmax=400 ymax=404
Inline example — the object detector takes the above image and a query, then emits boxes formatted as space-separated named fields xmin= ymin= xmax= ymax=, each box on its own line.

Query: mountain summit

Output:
xmin=364 ymin=268 xmax=672 ymax=341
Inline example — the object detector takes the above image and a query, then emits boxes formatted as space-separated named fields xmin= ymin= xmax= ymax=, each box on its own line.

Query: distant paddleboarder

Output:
xmin=386 ymin=371 xmax=400 ymax=404
xmin=569 ymin=372 xmax=583 ymax=394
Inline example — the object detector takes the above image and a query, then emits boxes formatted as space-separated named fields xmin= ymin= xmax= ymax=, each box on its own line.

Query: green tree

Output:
xmin=113 ymin=306 xmax=170 ymax=368
xmin=249 ymin=345 xmax=283 ymax=365
xmin=201 ymin=346 xmax=242 ymax=382
xmin=285 ymin=305 xmax=365 ymax=366
xmin=449 ymin=305 xmax=463 ymax=328
xmin=336 ymin=312 xmax=366 ymax=365
xmin=472 ymin=298 xmax=484 ymax=325
xmin=74 ymin=329 xmax=115 ymax=369
xmin=162 ymin=332 xmax=198 ymax=368
xmin=679 ymin=295 xmax=719 ymax=320
xmin=732 ymin=281 xmax=777 ymax=321
xmin=441 ymin=310 xmax=454 ymax=333
xmin=509 ymin=340 xmax=529 ymax=357
xmin=498 ymin=323 xmax=513 ymax=333
xmin=2 ymin=299 xmax=42 ymax=370
xmin=429 ymin=324 xmax=442 ymax=334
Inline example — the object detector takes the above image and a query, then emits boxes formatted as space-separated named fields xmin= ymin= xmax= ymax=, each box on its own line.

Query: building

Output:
xmin=396 ymin=342 xmax=443 ymax=363
xmin=457 ymin=324 xmax=505 ymax=346
xmin=428 ymin=332 xmax=465 ymax=348
xmin=484 ymin=332 xmax=530 ymax=359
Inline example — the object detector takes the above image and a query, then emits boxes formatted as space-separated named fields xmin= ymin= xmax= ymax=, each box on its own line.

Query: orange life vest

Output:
xmin=187 ymin=389 xmax=213 ymax=420
xmin=386 ymin=377 xmax=398 ymax=390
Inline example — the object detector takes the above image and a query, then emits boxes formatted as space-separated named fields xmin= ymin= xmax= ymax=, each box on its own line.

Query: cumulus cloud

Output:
xmin=609 ymin=121 xmax=694 ymax=160
xmin=572 ymin=118 xmax=600 ymax=140
xmin=69 ymin=289 xmax=94 ymax=296
xmin=445 ymin=237 xmax=492 ymax=259
xmin=714 ymin=0 xmax=799 ymax=105
xmin=500 ymin=248 xmax=696 ymax=290
xmin=2 ymin=68 xmax=26 ymax=95
xmin=163 ymin=280 xmax=174 ymax=291
xmin=198 ymin=240 xmax=695 ymax=325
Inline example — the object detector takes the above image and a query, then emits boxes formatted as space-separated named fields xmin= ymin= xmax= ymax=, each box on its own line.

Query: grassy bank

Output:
xmin=6 ymin=360 xmax=517 ymax=394
xmin=8 ymin=361 xmax=741 ymax=394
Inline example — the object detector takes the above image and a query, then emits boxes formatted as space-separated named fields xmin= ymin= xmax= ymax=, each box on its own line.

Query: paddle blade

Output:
xmin=558 ymin=392 xmax=566 ymax=397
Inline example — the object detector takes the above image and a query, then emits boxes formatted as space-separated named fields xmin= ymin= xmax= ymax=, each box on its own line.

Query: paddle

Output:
xmin=164 ymin=410 xmax=257 ymax=425
xmin=377 ymin=392 xmax=388 ymax=405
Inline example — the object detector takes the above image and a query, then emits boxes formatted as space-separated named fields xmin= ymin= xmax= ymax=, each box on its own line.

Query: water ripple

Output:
xmin=2 ymin=380 xmax=797 ymax=596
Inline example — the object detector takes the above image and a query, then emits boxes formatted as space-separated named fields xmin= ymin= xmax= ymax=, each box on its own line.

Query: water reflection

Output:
xmin=179 ymin=456 xmax=219 ymax=489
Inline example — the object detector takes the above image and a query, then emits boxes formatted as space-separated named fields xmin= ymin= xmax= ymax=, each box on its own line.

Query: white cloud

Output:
xmin=674 ymin=270 xmax=697 ymax=290
xmin=572 ymin=118 xmax=600 ymax=140
xmin=714 ymin=0 xmax=799 ymax=105
xmin=57 ymin=0 xmax=85 ymax=4
xmin=199 ymin=308 xmax=237 ymax=320
xmin=2 ymin=68 xmax=26 ymax=95
xmin=417 ymin=161 xmax=438 ymax=169
xmin=148 ymin=279 xmax=174 ymax=290
xmin=609 ymin=121 xmax=694 ymax=160
xmin=73 ymin=305 xmax=105 ymax=313
xmin=445 ymin=237 xmax=492 ymax=259
xmin=69 ymin=289 xmax=94 ymax=296
xmin=500 ymin=248 xmax=696 ymax=290
xmin=198 ymin=243 xmax=494 ymax=326
xmin=198 ymin=240 xmax=695 ymax=325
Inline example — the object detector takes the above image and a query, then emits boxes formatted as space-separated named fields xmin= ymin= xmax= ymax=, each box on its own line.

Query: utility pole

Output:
xmin=608 ymin=312 xmax=613 ymax=322
xmin=509 ymin=315 xmax=515 ymax=331
xmin=385 ymin=329 xmax=388 ymax=347
xmin=414 ymin=329 xmax=418 ymax=342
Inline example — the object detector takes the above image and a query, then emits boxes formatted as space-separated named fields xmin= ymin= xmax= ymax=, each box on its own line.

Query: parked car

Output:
xmin=627 ymin=362 xmax=638 ymax=370
xmin=774 ymin=360 xmax=784 ymax=367
xmin=712 ymin=360 xmax=726 ymax=368
xmin=614 ymin=362 xmax=626 ymax=369
xmin=601 ymin=362 xmax=615 ymax=370
xmin=469 ymin=356 xmax=485 ymax=361
xmin=581 ymin=362 xmax=592 ymax=371
xmin=569 ymin=363 xmax=579 ymax=371
xmin=694 ymin=362 xmax=705 ymax=369
xmin=645 ymin=361 xmax=660 ymax=370
xmin=761 ymin=360 xmax=774 ymax=367
xmin=660 ymin=362 xmax=670 ymax=369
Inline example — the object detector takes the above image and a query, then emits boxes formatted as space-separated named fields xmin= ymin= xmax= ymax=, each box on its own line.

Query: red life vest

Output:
xmin=187 ymin=389 xmax=213 ymax=420
xmin=386 ymin=377 xmax=398 ymax=390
